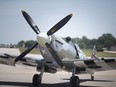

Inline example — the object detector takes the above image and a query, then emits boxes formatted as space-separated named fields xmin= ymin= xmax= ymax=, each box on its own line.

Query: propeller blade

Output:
xmin=47 ymin=13 xmax=73 ymax=36
xmin=14 ymin=42 xmax=38 ymax=63
xmin=45 ymin=43 xmax=63 ymax=68
xmin=22 ymin=10 xmax=40 ymax=34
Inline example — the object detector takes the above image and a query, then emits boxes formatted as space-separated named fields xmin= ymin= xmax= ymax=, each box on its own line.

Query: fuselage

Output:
xmin=36 ymin=33 xmax=87 ymax=64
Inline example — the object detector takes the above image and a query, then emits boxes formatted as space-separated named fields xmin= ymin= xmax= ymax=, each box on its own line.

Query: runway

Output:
xmin=0 ymin=64 xmax=116 ymax=87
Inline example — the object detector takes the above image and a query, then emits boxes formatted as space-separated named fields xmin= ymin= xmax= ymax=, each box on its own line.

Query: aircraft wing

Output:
xmin=0 ymin=48 xmax=43 ymax=67
xmin=0 ymin=53 xmax=43 ymax=66
xmin=62 ymin=58 xmax=116 ymax=73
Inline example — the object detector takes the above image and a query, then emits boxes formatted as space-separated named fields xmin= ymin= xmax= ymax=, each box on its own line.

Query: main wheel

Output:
xmin=32 ymin=74 xmax=41 ymax=86
xmin=70 ymin=76 xmax=80 ymax=87
xmin=70 ymin=77 xmax=73 ymax=84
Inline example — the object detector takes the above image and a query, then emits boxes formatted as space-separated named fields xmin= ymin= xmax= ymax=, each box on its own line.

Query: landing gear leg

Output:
xmin=32 ymin=65 xmax=45 ymax=86
xmin=70 ymin=66 xmax=80 ymax=87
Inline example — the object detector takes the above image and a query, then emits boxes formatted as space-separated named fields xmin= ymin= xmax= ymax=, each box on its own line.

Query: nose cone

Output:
xmin=37 ymin=33 xmax=51 ymax=47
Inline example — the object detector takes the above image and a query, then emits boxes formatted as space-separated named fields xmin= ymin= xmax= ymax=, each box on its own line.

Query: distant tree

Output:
xmin=18 ymin=40 xmax=25 ymax=47
xmin=74 ymin=38 xmax=85 ymax=49
xmin=17 ymin=33 xmax=116 ymax=50
xmin=98 ymin=33 xmax=116 ymax=50
xmin=82 ymin=36 xmax=90 ymax=49
xmin=90 ymin=39 xmax=97 ymax=45
xmin=25 ymin=40 xmax=36 ymax=48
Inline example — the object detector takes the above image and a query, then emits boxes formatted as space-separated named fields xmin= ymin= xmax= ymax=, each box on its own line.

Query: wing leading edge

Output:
xmin=0 ymin=48 xmax=43 ymax=67
xmin=62 ymin=58 xmax=116 ymax=73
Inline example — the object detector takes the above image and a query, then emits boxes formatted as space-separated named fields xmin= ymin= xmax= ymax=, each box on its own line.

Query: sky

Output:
xmin=0 ymin=0 xmax=116 ymax=44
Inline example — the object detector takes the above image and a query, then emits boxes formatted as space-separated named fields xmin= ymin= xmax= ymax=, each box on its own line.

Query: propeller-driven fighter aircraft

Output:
xmin=0 ymin=11 xmax=116 ymax=87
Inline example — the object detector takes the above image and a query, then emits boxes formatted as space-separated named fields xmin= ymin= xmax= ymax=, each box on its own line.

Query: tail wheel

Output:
xmin=91 ymin=76 xmax=94 ymax=81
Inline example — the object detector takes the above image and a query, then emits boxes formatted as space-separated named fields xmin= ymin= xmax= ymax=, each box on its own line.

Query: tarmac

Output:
xmin=0 ymin=64 xmax=116 ymax=87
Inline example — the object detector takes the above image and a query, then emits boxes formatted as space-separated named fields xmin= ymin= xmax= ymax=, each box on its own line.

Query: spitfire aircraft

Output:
xmin=0 ymin=10 xmax=116 ymax=87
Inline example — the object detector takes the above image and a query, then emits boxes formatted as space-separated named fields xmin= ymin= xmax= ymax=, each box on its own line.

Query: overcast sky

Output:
xmin=0 ymin=0 xmax=116 ymax=44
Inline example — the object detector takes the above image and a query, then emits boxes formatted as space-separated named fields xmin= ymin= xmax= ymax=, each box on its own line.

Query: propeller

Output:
xmin=47 ymin=13 xmax=73 ymax=36
xmin=45 ymin=43 xmax=63 ymax=68
xmin=22 ymin=10 xmax=40 ymax=34
xmin=14 ymin=10 xmax=73 ymax=66
xmin=14 ymin=42 xmax=38 ymax=64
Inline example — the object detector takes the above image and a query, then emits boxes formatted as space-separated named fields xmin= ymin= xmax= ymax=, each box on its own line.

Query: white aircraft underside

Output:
xmin=0 ymin=10 xmax=116 ymax=87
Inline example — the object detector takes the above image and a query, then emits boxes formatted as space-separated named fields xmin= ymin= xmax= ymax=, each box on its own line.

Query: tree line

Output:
xmin=18 ymin=33 xmax=116 ymax=50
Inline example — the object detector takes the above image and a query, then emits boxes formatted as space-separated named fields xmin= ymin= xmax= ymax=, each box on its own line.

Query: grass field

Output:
xmin=19 ymin=48 xmax=40 ymax=54
xmin=82 ymin=49 xmax=116 ymax=57
xmin=19 ymin=48 xmax=116 ymax=57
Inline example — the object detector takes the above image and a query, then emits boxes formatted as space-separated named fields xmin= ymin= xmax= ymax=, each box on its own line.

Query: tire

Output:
xmin=70 ymin=76 xmax=80 ymax=87
xmin=32 ymin=74 xmax=41 ymax=86
xmin=91 ymin=76 xmax=94 ymax=81
xmin=70 ymin=77 xmax=73 ymax=84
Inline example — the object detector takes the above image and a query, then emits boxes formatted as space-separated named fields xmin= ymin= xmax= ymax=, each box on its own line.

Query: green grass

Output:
xmin=19 ymin=48 xmax=116 ymax=57
xmin=82 ymin=49 xmax=116 ymax=57
xmin=19 ymin=47 xmax=40 ymax=54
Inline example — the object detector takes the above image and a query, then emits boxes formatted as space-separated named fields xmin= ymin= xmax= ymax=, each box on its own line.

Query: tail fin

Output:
xmin=91 ymin=45 xmax=100 ymax=60
xmin=91 ymin=45 xmax=96 ymax=58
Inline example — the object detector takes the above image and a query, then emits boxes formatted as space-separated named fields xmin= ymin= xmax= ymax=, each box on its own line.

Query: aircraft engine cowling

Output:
xmin=37 ymin=65 xmax=57 ymax=73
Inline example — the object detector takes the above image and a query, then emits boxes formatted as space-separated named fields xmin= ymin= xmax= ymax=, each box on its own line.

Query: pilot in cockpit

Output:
xmin=66 ymin=36 xmax=73 ymax=45
xmin=66 ymin=37 xmax=79 ymax=58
